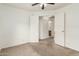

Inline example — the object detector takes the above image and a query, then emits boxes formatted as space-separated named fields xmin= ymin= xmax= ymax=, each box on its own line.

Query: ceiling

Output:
xmin=2 ymin=3 xmax=71 ymax=11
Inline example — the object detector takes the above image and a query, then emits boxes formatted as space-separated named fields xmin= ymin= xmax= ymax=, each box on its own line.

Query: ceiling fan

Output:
xmin=32 ymin=3 xmax=55 ymax=10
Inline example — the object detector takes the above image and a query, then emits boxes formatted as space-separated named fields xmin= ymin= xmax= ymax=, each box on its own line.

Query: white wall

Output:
xmin=54 ymin=4 xmax=79 ymax=51
xmin=64 ymin=4 xmax=79 ymax=51
xmin=0 ymin=4 xmax=31 ymax=49
xmin=1 ymin=3 xmax=79 ymax=51
xmin=0 ymin=4 xmax=53 ymax=49
xmin=31 ymin=4 xmax=79 ymax=51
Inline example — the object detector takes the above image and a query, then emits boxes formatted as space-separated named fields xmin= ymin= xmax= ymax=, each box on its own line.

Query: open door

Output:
xmin=54 ymin=12 xmax=65 ymax=46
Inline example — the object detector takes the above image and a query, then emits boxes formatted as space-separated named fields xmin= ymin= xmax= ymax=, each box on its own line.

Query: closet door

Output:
xmin=54 ymin=12 xmax=65 ymax=46
xmin=30 ymin=16 xmax=39 ymax=42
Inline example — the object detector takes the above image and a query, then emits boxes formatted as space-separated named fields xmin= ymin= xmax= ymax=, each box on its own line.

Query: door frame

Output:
xmin=38 ymin=15 xmax=55 ymax=41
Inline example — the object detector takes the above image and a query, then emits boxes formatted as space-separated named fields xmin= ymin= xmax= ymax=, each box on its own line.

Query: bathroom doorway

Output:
xmin=39 ymin=16 xmax=55 ymax=40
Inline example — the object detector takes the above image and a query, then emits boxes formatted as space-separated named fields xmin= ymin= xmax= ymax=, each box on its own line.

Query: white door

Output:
xmin=30 ymin=16 xmax=39 ymax=42
xmin=54 ymin=12 xmax=65 ymax=46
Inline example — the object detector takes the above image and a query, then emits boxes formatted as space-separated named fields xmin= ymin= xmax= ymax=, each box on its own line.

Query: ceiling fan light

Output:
xmin=44 ymin=4 xmax=47 ymax=7
xmin=40 ymin=3 xmax=47 ymax=7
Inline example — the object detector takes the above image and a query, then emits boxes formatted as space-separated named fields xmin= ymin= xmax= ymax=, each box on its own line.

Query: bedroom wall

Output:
xmin=54 ymin=4 xmax=79 ymax=51
xmin=31 ymin=4 xmax=79 ymax=51
xmin=1 ymin=3 xmax=79 ymax=52
xmin=0 ymin=4 xmax=31 ymax=49
xmin=64 ymin=4 xmax=79 ymax=51
xmin=0 ymin=4 xmax=55 ymax=49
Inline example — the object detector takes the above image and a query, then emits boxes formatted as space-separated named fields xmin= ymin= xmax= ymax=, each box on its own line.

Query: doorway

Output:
xmin=39 ymin=16 xmax=55 ymax=41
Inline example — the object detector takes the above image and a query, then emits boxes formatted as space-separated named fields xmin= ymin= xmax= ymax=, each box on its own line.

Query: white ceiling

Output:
xmin=2 ymin=3 xmax=71 ymax=11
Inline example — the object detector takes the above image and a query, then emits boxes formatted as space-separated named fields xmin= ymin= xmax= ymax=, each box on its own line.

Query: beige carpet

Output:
xmin=0 ymin=38 xmax=79 ymax=56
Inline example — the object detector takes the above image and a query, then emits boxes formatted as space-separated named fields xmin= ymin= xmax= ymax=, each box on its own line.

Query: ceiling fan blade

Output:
xmin=47 ymin=3 xmax=55 ymax=5
xmin=42 ymin=4 xmax=44 ymax=10
xmin=32 ymin=3 xmax=39 ymax=6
